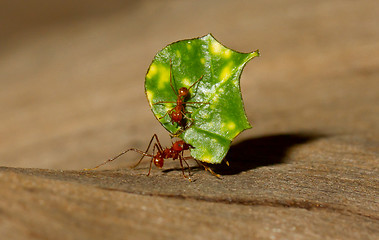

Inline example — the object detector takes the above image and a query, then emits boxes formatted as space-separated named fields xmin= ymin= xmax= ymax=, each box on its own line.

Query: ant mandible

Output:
xmin=153 ymin=59 xmax=208 ymax=133
xmin=85 ymin=134 xmax=220 ymax=180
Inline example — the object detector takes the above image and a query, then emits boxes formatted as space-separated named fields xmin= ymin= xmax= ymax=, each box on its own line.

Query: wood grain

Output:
xmin=0 ymin=0 xmax=378 ymax=239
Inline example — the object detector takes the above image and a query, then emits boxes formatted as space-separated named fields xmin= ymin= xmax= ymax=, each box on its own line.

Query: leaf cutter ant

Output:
xmin=153 ymin=60 xmax=209 ymax=134
xmin=85 ymin=134 xmax=220 ymax=181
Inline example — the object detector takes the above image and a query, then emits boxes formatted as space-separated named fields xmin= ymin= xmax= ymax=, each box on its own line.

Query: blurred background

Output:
xmin=0 ymin=0 xmax=378 ymax=170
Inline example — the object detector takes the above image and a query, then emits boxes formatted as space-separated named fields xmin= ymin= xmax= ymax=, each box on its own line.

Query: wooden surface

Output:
xmin=0 ymin=0 xmax=378 ymax=239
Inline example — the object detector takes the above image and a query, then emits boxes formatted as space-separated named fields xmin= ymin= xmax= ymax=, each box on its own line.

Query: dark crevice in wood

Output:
xmin=97 ymin=186 xmax=379 ymax=221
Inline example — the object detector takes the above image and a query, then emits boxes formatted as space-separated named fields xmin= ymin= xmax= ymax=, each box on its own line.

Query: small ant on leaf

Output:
xmin=85 ymin=134 xmax=220 ymax=181
xmin=153 ymin=59 xmax=209 ymax=134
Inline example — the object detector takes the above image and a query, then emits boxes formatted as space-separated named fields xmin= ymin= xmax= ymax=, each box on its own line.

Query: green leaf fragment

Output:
xmin=145 ymin=34 xmax=259 ymax=163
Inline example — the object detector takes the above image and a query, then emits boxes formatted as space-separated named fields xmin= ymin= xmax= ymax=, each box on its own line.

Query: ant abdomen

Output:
xmin=170 ymin=110 xmax=183 ymax=123
xmin=154 ymin=156 xmax=164 ymax=168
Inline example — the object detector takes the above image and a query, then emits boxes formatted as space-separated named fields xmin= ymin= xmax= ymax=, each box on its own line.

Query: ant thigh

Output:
xmin=144 ymin=134 xmax=163 ymax=153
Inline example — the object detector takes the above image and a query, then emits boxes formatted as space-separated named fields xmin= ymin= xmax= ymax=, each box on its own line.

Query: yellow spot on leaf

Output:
xmin=182 ymin=78 xmax=190 ymax=86
xmin=211 ymin=41 xmax=222 ymax=54
xmin=146 ymin=63 xmax=157 ymax=79
xmin=220 ymin=65 xmax=232 ymax=82
xmin=227 ymin=122 xmax=236 ymax=130
xmin=201 ymin=155 xmax=212 ymax=163
xmin=223 ymin=49 xmax=232 ymax=58
xmin=158 ymin=66 xmax=170 ymax=89
xmin=200 ymin=58 xmax=205 ymax=64
xmin=165 ymin=105 xmax=173 ymax=112
xmin=146 ymin=90 xmax=154 ymax=104
xmin=199 ymin=111 xmax=210 ymax=119
xmin=187 ymin=44 xmax=192 ymax=50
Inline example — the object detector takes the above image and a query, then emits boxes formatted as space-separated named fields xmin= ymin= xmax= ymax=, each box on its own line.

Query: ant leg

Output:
xmin=185 ymin=73 xmax=210 ymax=104
xmin=180 ymin=104 xmax=211 ymax=129
xmin=147 ymin=143 xmax=159 ymax=176
xmin=151 ymin=104 xmax=174 ymax=121
xmin=186 ymin=75 xmax=205 ymax=101
xmin=147 ymin=157 xmax=153 ymax=176
xmin=152 ymin=134 xmax=164 ymax=153
xmin=183 ymin=101 xmax=211 ymax=119
xmin=171 ymin=128 xmax=184 ymax=137
xmin=195 ymin=160 xmax=221 ymax=179
xmin=153 ymin=101 xmax=176 ymax=105
xmin=181 ymin=110 xmax=193 ymax=122
xmin=179 ymin=155 xmax=192 ymax=182
xmin=156 ymin=107 xmax=176 ymax=122
xmin=180 ymin=110 xmax=195 ymax=129
xmin=181 ymin=152 xmax=192 ymax=177
xmin=158 ymin=109 xmax=170 ymax=120
xmin=185 ymin=101 xmax=210 ymax=105
xmin=130 ymin=134 xmax=160 ymax=169
xmin=178 ymin=157 xmax=186 ymax=177
xmin=224 ymin=159 xmax=230 ymax=166
xmin=188 ymin=75 xmax=204 ymax=91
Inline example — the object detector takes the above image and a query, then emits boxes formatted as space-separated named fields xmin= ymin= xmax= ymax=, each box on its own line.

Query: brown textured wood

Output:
xmin=0 ymin=0 xmax=378 ymax=239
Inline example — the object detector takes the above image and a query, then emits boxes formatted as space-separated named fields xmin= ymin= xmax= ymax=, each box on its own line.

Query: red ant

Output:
xmin=85 ymin=134 xmax=220 ymax=180
xmin=153 ymin=60 xmax=208 ymax=133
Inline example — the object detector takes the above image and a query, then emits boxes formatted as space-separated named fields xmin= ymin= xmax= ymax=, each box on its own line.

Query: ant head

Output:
xmin=172 ymin=140 xmax=187 ymax=151
xmin=154 ymin=155 xmax=164 ymax=168
xmin=178 ymin=87 xmax=189 ymax=98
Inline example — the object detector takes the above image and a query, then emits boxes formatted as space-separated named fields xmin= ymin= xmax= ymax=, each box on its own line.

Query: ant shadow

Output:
xmin=212 ymin=132 xmax=324 ymax=175
xmin=162 ymin=132 xmax=324 ymax=176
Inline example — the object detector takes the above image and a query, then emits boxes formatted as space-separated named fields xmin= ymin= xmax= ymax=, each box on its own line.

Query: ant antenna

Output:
xmin=169 ymin=59 xmax=178 ymax=96
xmin=83 ymin=148 xmax=150 ymax=171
